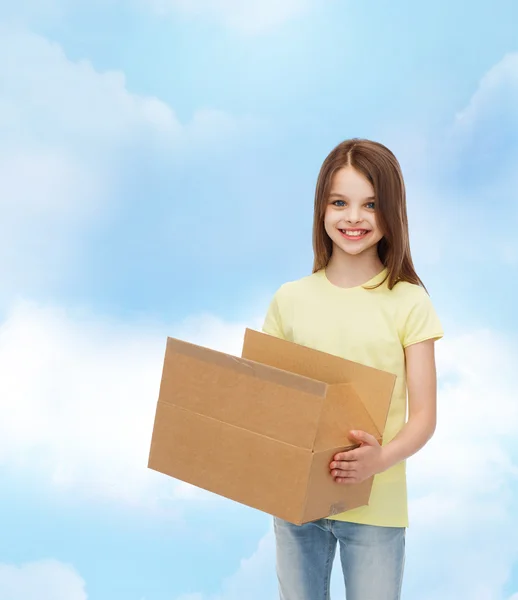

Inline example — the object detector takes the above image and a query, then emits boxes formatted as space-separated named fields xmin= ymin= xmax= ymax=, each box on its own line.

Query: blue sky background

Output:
xmin=1 ymin=1 xmax=518 ymax=599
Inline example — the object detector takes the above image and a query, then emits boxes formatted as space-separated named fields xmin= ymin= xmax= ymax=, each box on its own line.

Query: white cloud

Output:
xmin=452 ymin=53 xmax=518 ymax=266
xmin=0 ymin=560 xmax=87 ymax=600
xmin=0 ymin=26 xmax=171 ymax=299
xmin=147 ymin=0 xmax=313 ymax=34
xmin=411 ymin=329 xmax=518 ymax=494
xmin=0 ymin=26 xmax=258 ymax=302
xmin=446 ymin=51 xmax=518 ymax=184
xmin=2 ymin=297 xmax=517 ymax=596
xmin=0 ymin=27 xmax=180 ymax=145
xmin=402 ymin=330 xmax=518 ymax=599
xmin=390 ymin=52 xmax=518 ymax=268
xmin=0 ymin=300 xmax=261 ymax=508
xmin=454 ymin=52 xmax=518 ymax=132
xmin=175 ymin=529 xmax=277 ymax=600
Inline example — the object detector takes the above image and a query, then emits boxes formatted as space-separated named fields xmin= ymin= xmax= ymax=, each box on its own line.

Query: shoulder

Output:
xmin=387 ymin=280 xmax=437 ymax=325
xmin=390 ymin=281 xmax=443 ymax=346
xmin=390 ymin=280 xmax=430 ymax=306
xmin=263 ymin=272 xmax=321 ymax=339
xmin=272 ymin=271 xmax=323 ymax=302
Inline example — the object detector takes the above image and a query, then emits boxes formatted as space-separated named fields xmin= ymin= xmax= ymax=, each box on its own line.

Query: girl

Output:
xmin=262 ymin=139 xmax=443 ymax=600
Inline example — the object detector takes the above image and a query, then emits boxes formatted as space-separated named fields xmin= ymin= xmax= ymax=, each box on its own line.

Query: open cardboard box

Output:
xmin=148 ymin=329 xmax=396 ymax=525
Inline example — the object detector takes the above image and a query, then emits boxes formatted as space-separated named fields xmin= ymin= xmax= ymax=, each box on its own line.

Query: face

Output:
xmin=324 ymin=166 xmax=384 ymax=257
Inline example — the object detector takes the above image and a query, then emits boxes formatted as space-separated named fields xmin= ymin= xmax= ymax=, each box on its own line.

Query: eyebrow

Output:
xmin=328 ymin=192 xmax=376 ymax=200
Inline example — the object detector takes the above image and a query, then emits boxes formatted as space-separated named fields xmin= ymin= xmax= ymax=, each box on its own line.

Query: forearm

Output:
xmin=381 ymin=411 xmax=436 ymax=471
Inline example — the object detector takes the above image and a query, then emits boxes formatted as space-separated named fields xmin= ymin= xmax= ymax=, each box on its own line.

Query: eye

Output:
xmin=331 ymin=199 xmax=346 ymax=207
xmin=365 ymin=201 xmax=376 ymax=209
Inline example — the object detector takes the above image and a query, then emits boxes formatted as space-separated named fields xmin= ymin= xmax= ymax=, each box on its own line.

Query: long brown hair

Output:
xmin=312 ymin=138 xmax=425 ymax=290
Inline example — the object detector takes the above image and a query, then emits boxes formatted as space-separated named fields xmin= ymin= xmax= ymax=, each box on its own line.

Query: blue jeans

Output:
xmin=274 ymin=517 xmax=405 ymax=600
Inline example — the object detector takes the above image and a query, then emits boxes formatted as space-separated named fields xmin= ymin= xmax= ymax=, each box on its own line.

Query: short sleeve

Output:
xmin=402 ymin=290 xmax=444 ymax=348
xmin=262 ymin=292 xmax=285 ymax=339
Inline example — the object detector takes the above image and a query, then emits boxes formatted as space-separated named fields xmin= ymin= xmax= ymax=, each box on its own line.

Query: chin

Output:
xmin=334 ymin=240 xmax=378 ymax=257
xmin=343 ymin=247 xmax=368 ymax=256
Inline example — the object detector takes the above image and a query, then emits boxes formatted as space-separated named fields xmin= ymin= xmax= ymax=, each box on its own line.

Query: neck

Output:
xmin=325 ymin=246 xmax=385 ymax=288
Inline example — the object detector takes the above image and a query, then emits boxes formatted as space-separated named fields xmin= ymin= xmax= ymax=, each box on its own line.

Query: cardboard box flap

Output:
xmin=157 ymin=336 xmax=329 ymax=449
xmin=241 ymin=329 xmax=396 ymax=436
xmin=313 ymin=383 xmax=381 ymax=452
xmin=165 ymin=336 xmax=324 ymax=398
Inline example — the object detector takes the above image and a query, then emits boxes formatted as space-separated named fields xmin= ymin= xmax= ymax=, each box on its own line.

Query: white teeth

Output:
xmin=341 ymin=229 xmax=367 ymax=236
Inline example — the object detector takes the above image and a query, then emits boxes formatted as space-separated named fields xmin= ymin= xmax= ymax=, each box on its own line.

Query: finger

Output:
xmin=350 ymin=430 xmax=379 ymax=446
xmin=330 ymin=460 xmax=356 ymax=472
xmin=332 ymin=471 xmax=354 ymax=480
xmin=331 ymin=464 xmax=356 ymax=478
xmin=341 ymin=460 xmax=358 ymax=471
xmin=333 ymin=450 xmax=358 ymax=462
xmin=335 ymin=475 xmax=357 ymax=484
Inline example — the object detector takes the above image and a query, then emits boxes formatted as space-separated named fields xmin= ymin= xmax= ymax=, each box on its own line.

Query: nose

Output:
xmin=346 ymin=208 xmax=362 ymax=224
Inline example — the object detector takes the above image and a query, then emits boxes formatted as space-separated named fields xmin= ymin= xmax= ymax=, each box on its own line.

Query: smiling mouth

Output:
xmin=339 ymin=229 xmax=371 ymax=240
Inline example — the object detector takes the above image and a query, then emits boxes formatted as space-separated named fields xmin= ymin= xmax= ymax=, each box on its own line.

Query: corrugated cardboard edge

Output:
xmin=164 ymin=335 xmax=327 ymax=399
xmin=313 ymin=382 xmax=382 ymax=452
xmin=295 ymin=383 xmax=379 ymax=524
xmin=147 ymin=338 xmax=169 ymax=470
xmin=242 ymin=328 xmax=397 ymax=441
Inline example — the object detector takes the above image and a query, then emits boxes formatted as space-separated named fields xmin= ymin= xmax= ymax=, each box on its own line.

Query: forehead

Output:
xmin=329 ymin=166 xmax=374 ymax=197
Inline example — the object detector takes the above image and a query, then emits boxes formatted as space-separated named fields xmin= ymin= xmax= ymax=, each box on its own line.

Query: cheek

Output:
xmin=324 ymin=209 xmax=337 ymax=232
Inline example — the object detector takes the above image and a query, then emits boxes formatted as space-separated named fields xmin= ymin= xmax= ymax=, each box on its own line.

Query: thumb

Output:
xmin=349 ymin=430 xmax=378 ymax=446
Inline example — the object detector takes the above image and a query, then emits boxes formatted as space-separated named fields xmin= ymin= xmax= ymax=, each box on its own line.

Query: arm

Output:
xmin=330 ymin=338 xmax=438 ymax=483
xmin=379 ymin=338 xmax=437 ymax=470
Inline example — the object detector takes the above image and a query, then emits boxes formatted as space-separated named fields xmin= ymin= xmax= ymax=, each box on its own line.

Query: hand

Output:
xmin=329 ymin=430 xmax=386 ymax=484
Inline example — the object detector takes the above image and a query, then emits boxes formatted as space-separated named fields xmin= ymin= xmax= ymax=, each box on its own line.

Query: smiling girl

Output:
xmin=262 ymin=139 xmax=443 ymax=600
